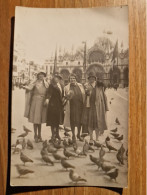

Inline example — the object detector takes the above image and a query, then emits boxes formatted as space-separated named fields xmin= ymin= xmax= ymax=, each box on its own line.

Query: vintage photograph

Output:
xmin=11 ymin=6 xmax=128 ymax=187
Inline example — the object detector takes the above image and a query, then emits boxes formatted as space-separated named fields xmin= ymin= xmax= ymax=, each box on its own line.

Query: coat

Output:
xmin=64 ymin=83 xmax=85 ymax=127
xmin=24 ymin=79 xmax=49 ymax=124
xmin=46 ymin=83 xmax=64 ymax=126
xmin=95 ymin=86 xmax=109 ymax=131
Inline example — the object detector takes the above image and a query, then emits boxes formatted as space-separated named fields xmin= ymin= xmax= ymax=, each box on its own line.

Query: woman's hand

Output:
xmin=44 ymin=99 xmax=49 ymax=106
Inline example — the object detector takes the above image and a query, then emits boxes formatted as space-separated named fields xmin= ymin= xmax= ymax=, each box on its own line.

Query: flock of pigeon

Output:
xmin=11 ymin=117 xmax=128 ymax=185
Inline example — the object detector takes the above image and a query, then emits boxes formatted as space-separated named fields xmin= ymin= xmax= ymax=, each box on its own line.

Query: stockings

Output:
xmin=33 ymin=124 xmax=42 ymax=141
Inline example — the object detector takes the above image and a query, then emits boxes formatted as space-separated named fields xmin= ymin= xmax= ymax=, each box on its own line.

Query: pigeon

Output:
xmin=110 ymin=133 xmax=120 ymax=138
xmin=99 ymin=145 xmax=105 ymax=159
xmin=22 ymin=138 xmax=26 ymax=149
xmin=105 ymin=168 xmax=119 ymax=181
xmin=115 ymin=118 xmax=120 ymax=125
xmin=101 ymin=162 xmax=116 ymax=173
xmin=42 ymin=155 xmax=54 ymax=165
xmin=93 ymin=140 xmax=101 ymax=149
xmin=94 ymin=159 xmax=103 ymax=170
xmin=110 ymin=128 xmax=118 ymax=133
xmin=105 ymin=136 xmax=110 ymax=141
xmin=53 ymin=142 xmax=63 ymax=149
xmin=64 ymin=131 xmax=70 ymax=137
xmin=18 ymin=132 xmax=28 ymax=138
xmin=20 ymin=152 xmax=33 ymax=165
xmin=40 ymin=147 xmax=48 ymax=156
xmin=52 ymin=152 xmax=65 ymax=161
xmin=68 ymin=138 xmax=74 ymax=146
xmin=105 ymin=138 xmax=117 ymax=152
xmin=42 ymin=140 xmax=48 ymax=149
xmin=13 ymin=144 xmax=22 ymax=154
xmin=15 ymin=165 xmax=34 ymax=177
xmin=69 ymin=169 xmax=87 ymax=183
xmin=23 ymin=125 xmax=32 ymax=132
xmin=11 ymin=128 xmax=16 ymax=133
xmin=118 ymin=144 xmax=125 ymax=155
xmin=63 ymin=139 xmax=69 ymax=148
xmin=47 ymin=145 xmax=57 ymax=154
xmin=27 ymin=139 xmax=33 ymax=149
xmin=64 ymin=127 xmax=71 ymax=132
xmin=126 ymin=149 xmax=128 ymax=157
xmin=73 ymin=142 xmax=78 ymax=152
xmin=116 ymin=150 xmax=124 ymax=165
xmin=85 ymin=140 xmax=95 ymax=152
xmin=114 ymin=135 xmax=123 ymax=141
xmin=89 ymin=155 xmax=99 ymax=164
xmin=61 ymin=158 xmax=75 ymax=170
xmin=81 ymin=133 xmax=89 ymax=138
xmin=63 ymin=148 xmax=77 ymax=159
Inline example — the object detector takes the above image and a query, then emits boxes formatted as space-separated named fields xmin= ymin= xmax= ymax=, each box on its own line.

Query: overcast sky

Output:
xmin=14 ymin=6 xmax=128 ymax=64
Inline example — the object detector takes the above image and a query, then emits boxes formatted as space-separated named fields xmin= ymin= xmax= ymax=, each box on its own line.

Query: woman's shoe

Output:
xmin=89 ymin=139 xmax=94 ymax=146
xmin=38 ymin=136 xmax=43 ymax=142
xmin=77 ymin=135 xmax=84 ymax=142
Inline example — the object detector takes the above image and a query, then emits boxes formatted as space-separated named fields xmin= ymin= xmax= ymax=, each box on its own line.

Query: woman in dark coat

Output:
xmin=45 ymin=73 xmax=64 ymax=141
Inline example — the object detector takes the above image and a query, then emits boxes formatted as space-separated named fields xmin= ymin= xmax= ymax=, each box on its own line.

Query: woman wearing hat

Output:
xmin=64 ymin=73 xmax=85 ymax=142
xmin=24 ymin=72 xmax=49 ymax=142
xmin=45 ymin=73 xmax=64 ymax=142
xmin=82 ymin=73 xmax=97 ymax=144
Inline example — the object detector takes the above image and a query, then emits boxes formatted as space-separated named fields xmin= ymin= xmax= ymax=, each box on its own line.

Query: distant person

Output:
xmin=24 ymin=72 xmax=49 ymax=142
xmin=64 ymin=73 xmax=85 ymax=142
xmin=45 ymin=73 xmax=64 ymax=142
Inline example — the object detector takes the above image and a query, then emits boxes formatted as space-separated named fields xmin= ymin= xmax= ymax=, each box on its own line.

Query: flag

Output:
xmin=53 ymin=48 xmax=57 ymax=75
xmin=111 ymin=40 xmax=118 ymax=62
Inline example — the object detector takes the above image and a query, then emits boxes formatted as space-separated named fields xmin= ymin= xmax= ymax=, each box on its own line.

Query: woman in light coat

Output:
xmin=24 ymin=72 xmax=49 ymax=142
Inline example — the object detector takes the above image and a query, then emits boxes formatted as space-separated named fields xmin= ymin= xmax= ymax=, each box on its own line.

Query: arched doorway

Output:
xmin=109 ymin=66 xmax=120 ymax=84
xmin=86 ymin=64 xmax=105 ymax=80
xmin=60 ymin=69 xmax=70 ymax=85
xmin=123 ymin=67 xmax=129 ymax=87
xmin=72 ymin=68 xmax=82 ymax=83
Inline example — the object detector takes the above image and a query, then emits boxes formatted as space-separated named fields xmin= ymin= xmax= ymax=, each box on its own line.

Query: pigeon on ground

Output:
xmin=52 ymin=152 xmax=66 ymax=161
xmin=27 ymin=139 xmax=33 ymax=149
xmin=89 ymin=155 xmax=99 ymax=164
xmin=68 ymin=138 xmax=74 ymax=146
xmin=110 ymin=128 xmax=118 ymax=133
xmin=105 ymin=136 xmax=110 ymax=141
xmin=64 ymin=131 xmax=70 ymax=137
xmin=42 ymin=155 xmax=54 ymax=165
xmin=110 ymin=133 xmax=120 ymax=138
xmin=114 ymin=135 xmax=123 ymax=141
xmin=93 ymin=140 xmax=101 ymax=149
xmin=13 ymin=144 xmax=22 ymax=154
xmin=118 ymin=144 xmax=125 ymax=155
xmin=63 ymin=139 xmax=69 ymax=148
xmin=126 ymin=149 xmax=128 ymax=157
xmin=69 ymin=169 xmax=87 ymax=183
xmin=23 ymin=125 xmax=32 ymax=132
xmin=105 ymin=138 xmax=117 ymax=152
xmin=40 ymin=147 xmax=48 ymax=156
xmin=20 ymin=152 xmax=33 ymax=165
xmin=42 ymin=140 xmax=48 ymax=149
xmin=84 ymin=140 xmax=95 ymax=152
xmin=105 ymin=168 xmax=119 ymax=182
xmin=73 ymin=142 xmax=78 ymax=152
xmin=116 ymin=150 xmax=124 ymax=165
xmin=61 ymin=158 xmax=75 ymax=170
xmin=99 ymin=145 xmax=105 ymax=159
xmin=81 ymin=133 xmax=89 ymax=138
xmin=15 ymin=165 xmax=34 ymax=177
xmin=22 ymin=138 xmax=26 ymax=150
xmin=63 ymin=148 xmax=77 ymax=159
xmin=11 ymin=128 xmax=16 ymax=133
xmin=101 ymin=162 xmax=116 ymax=173
xmin=53 ymin=141 xmax=63 ymax=149
xmin=47 ymin=145 xmax=57 ymax=154
xmin=18 ymin=132 xmax=28 ymax=138
xmin=115 ymin=118 xmax=120 ymax=125
xmin=64 ymin=127 xmax=71 ymax=132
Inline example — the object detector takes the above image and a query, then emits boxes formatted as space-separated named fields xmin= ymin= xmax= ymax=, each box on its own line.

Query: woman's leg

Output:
xmin=95 ymin=128 xmax=99 ymax=141
xmin=38 ymin=124 xmax=42 ymax=142
xmin=33 ymin=124 xmax=38 ymax=142
xmin=71 ymin=124 xmax=76 ymax=142
xmin=50 ymin=126 xmax=56 ymax=142
xmin=77 ymin=125 xmax=84 ymax=141
xmin=55 ymin=125 xmax=61 ymax=140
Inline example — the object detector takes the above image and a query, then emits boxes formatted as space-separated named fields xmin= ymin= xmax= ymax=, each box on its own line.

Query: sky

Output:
xmin=14 ymin=6 xmax=129 ymax=64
